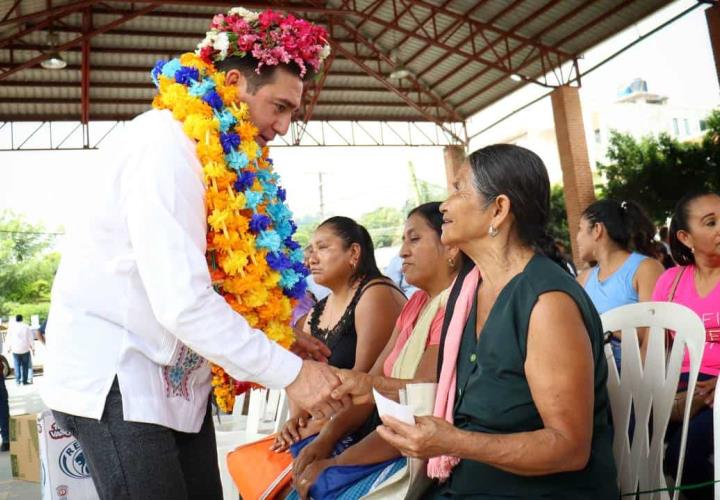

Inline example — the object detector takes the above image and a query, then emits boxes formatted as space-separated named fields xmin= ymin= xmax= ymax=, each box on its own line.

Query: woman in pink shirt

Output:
xmin=652 ymin=191 xmax=720 ymax=500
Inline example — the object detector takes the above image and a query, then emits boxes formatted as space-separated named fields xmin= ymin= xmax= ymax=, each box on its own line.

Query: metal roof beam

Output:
xmin=452 ymin=0 xmax=626 ymax=110
xmin=1 ymin=0 xmax=23 ymax=23
xmin=413 ymin=0 xmax=526 ymax=81
xmin=342 ymin=0 xmax=571 ymax=77
xmin=0 ymin=3 xmax=160 ymax=81
xmin=0 ymin=0 xmax=98 ymax=28
xmin=333 ymin=16 xmax=462 ymax=122
xmin=438 ymin=0 xmax=582 ymax=103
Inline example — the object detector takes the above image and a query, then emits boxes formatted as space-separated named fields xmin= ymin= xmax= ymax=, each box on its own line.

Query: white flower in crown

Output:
xmin=228 ymin=7 xmax=259 ymax=22
xmin=320 ymin=43 xmax=331 ymax=61
xmin=213 ymin=31 xmax=230 ymax=59
xmin=197 ymin=30 xmax=216 ymax=50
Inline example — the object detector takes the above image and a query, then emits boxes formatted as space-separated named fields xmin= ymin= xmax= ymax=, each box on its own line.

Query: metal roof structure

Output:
xmin=0 ymin=0 xmax=675 ymax=145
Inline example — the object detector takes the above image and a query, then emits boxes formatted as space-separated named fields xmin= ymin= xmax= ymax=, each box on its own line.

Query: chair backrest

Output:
xmin=601 ymin=301 xmax=705 ymax=500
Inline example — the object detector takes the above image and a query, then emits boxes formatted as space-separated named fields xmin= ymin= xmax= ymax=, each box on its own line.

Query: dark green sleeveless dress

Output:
xmin=428 ymin=254 xmax=618 ymax=499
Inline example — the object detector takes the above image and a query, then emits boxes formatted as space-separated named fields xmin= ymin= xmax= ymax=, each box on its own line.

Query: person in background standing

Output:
xmin=6 ymin=315 xmax=34 ymax=386
xmin=0 ymin=352 xmax=8 ymax=451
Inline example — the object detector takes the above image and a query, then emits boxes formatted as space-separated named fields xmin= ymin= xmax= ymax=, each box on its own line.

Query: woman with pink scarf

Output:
xmin=335 ymin=145 xmax=617 ymax=498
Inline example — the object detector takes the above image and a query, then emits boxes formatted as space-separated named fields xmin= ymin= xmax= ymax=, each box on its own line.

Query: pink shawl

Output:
xmin=427 ymin=267 xmax=480 ymax=480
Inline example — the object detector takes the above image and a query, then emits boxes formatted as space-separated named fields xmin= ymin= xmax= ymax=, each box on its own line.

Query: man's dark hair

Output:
xmin=15 ymin=314 xmax=22 ymax=322
xmin=214 ymin=56 xmax=316 ymax=94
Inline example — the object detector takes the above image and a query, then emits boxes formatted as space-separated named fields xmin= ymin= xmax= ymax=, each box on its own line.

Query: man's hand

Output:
xmin=286 ymin=361 xmax=350 ymax=420
xmin=330 ymin=369 xmax=374 ymax=405
xmin=290 ymin=332 xmax=331 ymax=363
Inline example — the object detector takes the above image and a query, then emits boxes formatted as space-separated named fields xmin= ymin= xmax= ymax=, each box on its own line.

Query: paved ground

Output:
xmin=0 ymin=375 xmax=45 ymax=499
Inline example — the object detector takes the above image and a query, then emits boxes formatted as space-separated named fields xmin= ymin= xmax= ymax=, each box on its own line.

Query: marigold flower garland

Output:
xmin=151 ymin=52 xmax=308 ymax=412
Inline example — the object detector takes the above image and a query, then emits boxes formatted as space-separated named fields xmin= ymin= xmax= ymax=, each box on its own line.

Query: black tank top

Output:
xmin=309 ymin=278 xmax=403 ymax=369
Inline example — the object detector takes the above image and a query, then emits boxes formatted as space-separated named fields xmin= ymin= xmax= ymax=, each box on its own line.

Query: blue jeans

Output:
xmin=0 ymin=368 xmax=8 ymax=444
xmin=12 ymin=352 xmax=30 ymax=385
xmin=664 ymin=373 xmax=714 ymax=500
xmin=53 ymin=379 xmax=222 ymax=500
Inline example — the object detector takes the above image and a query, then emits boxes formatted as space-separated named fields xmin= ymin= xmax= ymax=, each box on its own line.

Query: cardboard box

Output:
xmin=37 ymin=410 xmax=99 ymax=500
xmin=9 ymin=413 xmax=41 ymax=483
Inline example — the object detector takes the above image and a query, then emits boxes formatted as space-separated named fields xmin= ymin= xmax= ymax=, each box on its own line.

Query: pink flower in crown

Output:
xmin=227 ymin=15 xmax=250 ymax=34
xmin=258 ymin=9 xmax=282 ymax=29
xmin=211 ymin=14 xmax=225 ymax=29
xmin=237 ymin=33 xmax=258 ymax=52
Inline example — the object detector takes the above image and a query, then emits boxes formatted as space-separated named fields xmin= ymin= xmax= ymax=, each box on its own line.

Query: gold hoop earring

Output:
xmin=489 ymin=224 xmax=499 ymax=238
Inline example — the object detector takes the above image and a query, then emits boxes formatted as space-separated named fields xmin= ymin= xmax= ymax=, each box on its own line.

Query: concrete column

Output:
xmin=707 ymin=3 xmax=720 ymax=89
xmin=551 ymin=85 xmax=595 ymax=262
xmin=443 ymin=145 xmax=466 ymax=192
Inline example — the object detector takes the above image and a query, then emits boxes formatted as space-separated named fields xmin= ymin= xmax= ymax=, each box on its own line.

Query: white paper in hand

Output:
xmin=373 ymin=388 xmax=415 ymax=424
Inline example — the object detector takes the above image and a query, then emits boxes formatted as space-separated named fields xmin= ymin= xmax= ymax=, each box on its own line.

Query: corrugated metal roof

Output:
xmin=0 ymin=0 xmax=675 ymax=124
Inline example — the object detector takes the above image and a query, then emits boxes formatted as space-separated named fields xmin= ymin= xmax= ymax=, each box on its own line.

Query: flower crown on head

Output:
xmin=195 ymin=7 xmax=331 ymax=78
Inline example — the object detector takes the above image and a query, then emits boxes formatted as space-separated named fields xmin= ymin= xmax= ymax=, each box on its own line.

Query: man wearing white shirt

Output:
xmin=6 ymin=315 xmax=34 ymax=386
xmin=42 ymin=9 xmax=345 ymax=499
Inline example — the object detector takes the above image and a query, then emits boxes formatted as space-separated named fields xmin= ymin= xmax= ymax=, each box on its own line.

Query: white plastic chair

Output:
xmin=215 ymin=388 xmax=290 ymax=499
xmin=601 ymin=301 xmax=705 ymax=500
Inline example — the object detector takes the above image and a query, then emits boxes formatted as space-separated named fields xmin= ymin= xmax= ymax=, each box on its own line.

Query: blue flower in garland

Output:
xmin=286 ymin=279 xmax=307 ymax=300
xmin=189 ymin=78 xmax=215 ymax=97
xmin=249 ymin=214 xmax=271 ymax=234
xmin=291 ymin=248 xmax=305 ymax=263
xmin=284 ymin=237 xmax=300 ymax=251
xmin=289 ymin=220 xmax=297 ymax=234
xmin=277 ymin=187 xmax=287 ymax=202
xmin=244 ymin=190 xmax=263 ymax=210
xmin=234 ymin=171 xmax=255 ymax=192
xmin=214 ymin=109 xmax=236 ymax=133
xmin=256 ymin=231 xmax=282 ymax=252
xmin=274 ymin=220 xmax=292 ymax=240
xmin=151 ymin=60 xmax=167 ymax=86
xmin=220 ymin=132 xmax=241 ymax=154
xmin=174 ymin=66 xmax=199 ymax=85
xmin=266 ymin=203 xmax=291 ymax=224
xmin=266 ymin=251 xmax=292 ymax=271
xmin=161 ymin=59 xmax=181 ymax=79
xmin=291 ymin=260 xmax=308 ymax=276
xmin=202 ymin=90 xmax=224 ymax=110
xmin=280 ymin=269 xmax=302 ymax=289
xmin=226 ymin=150 xmax=249 ymax=172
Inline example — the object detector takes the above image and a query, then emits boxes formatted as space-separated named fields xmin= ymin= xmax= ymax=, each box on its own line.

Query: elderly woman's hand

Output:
xmin=376 ymin=415 xmax=456 ymax=459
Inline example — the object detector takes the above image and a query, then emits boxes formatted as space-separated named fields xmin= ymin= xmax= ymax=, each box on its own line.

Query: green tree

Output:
xmin=597 ymin=110 xmax=720 ymax=223
xmin=0 ymin=211 xmax=60 ymax=319
xmin=548 ymin=184 xmax=570 ymax=250
xmin=360 ymin=207 xmax=404 ymax=248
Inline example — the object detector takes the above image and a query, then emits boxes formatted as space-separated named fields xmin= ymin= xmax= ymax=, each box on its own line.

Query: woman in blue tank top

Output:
xmin=576 ymin=199 xmax=665 ymax=368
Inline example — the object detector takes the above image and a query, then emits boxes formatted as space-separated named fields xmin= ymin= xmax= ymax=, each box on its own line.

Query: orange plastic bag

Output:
xmin=227 ymin=434 xmax=293 ymax=500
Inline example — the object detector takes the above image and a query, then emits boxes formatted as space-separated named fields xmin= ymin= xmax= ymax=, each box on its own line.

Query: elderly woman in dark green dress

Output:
xmin=334 ymin=144 xmax=618 ymax=498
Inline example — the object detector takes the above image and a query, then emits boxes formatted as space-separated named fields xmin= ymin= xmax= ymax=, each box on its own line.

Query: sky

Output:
xmin=0 ymin=0 xmax=718 ymax=234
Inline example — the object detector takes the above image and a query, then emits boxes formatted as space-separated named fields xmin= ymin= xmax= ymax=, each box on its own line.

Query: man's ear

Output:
xmin=225 ymin=69 xmax=248 ymax=97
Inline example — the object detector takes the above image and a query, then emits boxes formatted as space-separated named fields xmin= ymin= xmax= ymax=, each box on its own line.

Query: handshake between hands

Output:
xmin=286 ymin=332 xmax=375 ymax=420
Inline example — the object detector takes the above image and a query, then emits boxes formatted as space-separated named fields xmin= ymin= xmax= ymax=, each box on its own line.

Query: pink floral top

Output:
xmin=652 ymin=265 xmax=720 ymax=376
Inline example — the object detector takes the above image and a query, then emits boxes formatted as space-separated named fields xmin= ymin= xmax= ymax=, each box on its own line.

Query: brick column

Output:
xmin=707 ymin=3 xmax=720 ymax=89
xmin=443 ymin=145 xmax=466 ymax=192
xmin=551 ymin=85 xmax=595 ymax=262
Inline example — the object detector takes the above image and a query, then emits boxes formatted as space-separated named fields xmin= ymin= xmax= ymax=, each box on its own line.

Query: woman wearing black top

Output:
xmin=273 ymin=216 xmax=406 ymax=451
